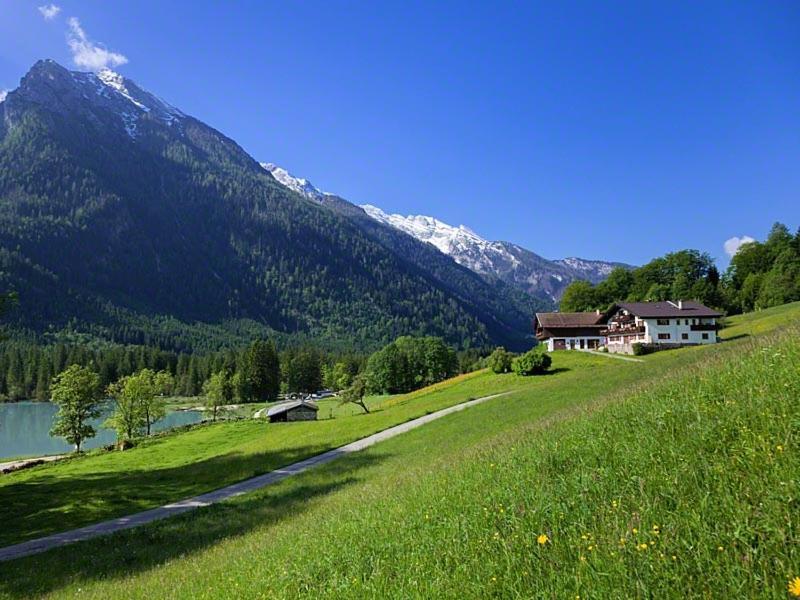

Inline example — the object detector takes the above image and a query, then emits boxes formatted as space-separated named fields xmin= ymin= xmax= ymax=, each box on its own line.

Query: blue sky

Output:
xmin=1 ymin=1 xmax=798 ymax=267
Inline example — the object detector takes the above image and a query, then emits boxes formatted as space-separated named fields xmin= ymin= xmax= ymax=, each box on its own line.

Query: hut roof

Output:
xmin=266 ymin=400 xmax=319 ymax=418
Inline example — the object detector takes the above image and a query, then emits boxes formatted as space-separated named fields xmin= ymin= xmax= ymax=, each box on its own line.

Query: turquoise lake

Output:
xmin=0 ymin=401 xmax=203 ymax=460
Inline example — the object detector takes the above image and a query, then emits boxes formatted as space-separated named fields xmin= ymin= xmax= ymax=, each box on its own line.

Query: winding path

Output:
xmin=0 ymin=391 xmax=511 ymax=563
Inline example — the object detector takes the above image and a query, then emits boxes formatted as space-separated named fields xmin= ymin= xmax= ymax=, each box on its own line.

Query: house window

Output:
xmin=702 ymin=333 xmax=709 ymax=340
xmin=681 ymin=333 xmax=689 ymax=340
xmin=657 ymin=319 xmax=669 ymax=326
xmin=685 ymin=319 xmax=690 ymax=325
xmin=658 ymin=333 xmax=671 ymax=340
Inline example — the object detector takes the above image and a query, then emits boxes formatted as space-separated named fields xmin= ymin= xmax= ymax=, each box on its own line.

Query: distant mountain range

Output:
xmin=261 ymin=165 xmax=629 ymax=301
xmin=0 ymin=59 xmax=550 ymax=352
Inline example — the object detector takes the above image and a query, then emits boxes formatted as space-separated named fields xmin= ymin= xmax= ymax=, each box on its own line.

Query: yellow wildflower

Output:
xmin=777 ymin=445 xmax=784 ymax=452
xmin=537 ymin=534 xmax=549 ymax=545
xmin=632 ymin=528 xmax=638 ymax=534
xmin=788 ymin=577 xmax=800 ymax=597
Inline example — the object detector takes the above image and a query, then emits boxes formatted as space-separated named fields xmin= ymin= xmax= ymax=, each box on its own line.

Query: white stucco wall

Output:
xmin=642 ymin=317 xmax=717 ymax=345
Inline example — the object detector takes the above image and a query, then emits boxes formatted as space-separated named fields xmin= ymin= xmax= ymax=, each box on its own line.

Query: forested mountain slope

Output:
xmin=0 ymin=60 xmax=535 ymax=352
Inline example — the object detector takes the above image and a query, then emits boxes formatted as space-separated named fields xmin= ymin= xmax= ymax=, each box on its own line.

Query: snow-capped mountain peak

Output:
xmin=361 ymin=204 xmax=521 ymax=275
xmin=260 ymin=163 xmax=629 ymax=302
xmin=261 ymin=163 xmax=330 ymax=202
xmin=6 ymin=61 xmax=187 ymax=139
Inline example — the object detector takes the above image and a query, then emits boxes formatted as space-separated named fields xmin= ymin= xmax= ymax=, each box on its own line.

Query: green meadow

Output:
xmin=0 ymin=303 xmax=798 ymax=598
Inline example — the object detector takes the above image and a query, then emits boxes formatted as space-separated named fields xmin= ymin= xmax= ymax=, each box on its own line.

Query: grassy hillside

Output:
xmin=720 ymin=300 xmax=800 ymax=340
xmin=0 ymin=305 xmax=798 ymax=598
xmin=0 ymin=352 xmax=623 ymax=548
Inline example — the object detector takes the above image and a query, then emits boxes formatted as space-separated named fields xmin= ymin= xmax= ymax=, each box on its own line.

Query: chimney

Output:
xmin=595 ymin=309 xmax=601 ymax=315
xmin=678 ymin=300 xmax=683 ymax=310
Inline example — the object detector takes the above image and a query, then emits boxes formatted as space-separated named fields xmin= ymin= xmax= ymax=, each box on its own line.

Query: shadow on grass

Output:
xmin=540 ymin=367 xmax=571 ymax=376
xmin=0 ymin=450 xmax=386 ymax=598
xmin=721 ymin=333 xmax=750 ymax=342
xmin=0 ymin=442 xmax=352 ymax=549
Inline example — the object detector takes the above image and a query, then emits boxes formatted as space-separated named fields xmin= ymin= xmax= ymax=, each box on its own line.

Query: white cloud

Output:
xmin=66 ymin=17 xmax=128 ymax=71
xmin=0 ymin=90 xmax=8 ymax=103
xmin=724 ymin=235 xmax=756 ymax=257
xmin=38 ymin=4 xmax=61 ymax=20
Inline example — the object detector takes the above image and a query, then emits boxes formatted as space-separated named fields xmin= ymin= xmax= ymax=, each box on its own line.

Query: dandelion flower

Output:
xmin=777 ymin=445 xmax=784 ymax=452
xmin=788 ymin=577 xmax=800 ymax=597
xmin=537 ymin=534 xmax=549 ymax=545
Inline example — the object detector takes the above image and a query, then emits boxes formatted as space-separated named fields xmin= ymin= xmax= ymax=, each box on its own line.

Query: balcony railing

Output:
xmin=601 ymin=325 xmax=645 ymax=336
xmin=690 ymin=323 xmax=717 ymax=331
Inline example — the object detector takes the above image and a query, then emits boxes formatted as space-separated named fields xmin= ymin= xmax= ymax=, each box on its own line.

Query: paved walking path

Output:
xmin=585 ymin=350 xmax=645 ymax=363
xmin=0 ymin=454 xmax=66 ymax=473
xmin=0 ymin=391 xmax=511 ymax=563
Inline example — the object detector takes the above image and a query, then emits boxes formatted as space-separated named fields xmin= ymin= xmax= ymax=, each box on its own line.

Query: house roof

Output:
xmin=535 ymin=311 xmax=606 ymax=328
xmin=266 ymin=400 xmax=319 ymax=417
xmin=614 ymin=301 xmax=722 ymax=318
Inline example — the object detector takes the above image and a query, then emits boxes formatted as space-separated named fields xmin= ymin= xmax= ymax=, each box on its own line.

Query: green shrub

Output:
xmin=487 ymin=347 xmax=514 ymax=374
xmin=631 ymin=343 xmax=653 ymax=356
xmin=511 ymin=348 xmax=552 ymax=376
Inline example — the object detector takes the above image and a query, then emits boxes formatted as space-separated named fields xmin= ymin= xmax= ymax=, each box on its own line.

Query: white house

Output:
xmin=534 ymin=310 xmax=608 ymax=351
xmin=602 ymin=300 xmax=721 ymax=354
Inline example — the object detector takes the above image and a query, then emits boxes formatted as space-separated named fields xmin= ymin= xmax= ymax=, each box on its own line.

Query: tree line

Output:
xmin=0 ymin=340 xmax=368 ymax=402
xmin=0 ymin=334 xmax=494 ymax=403
xmin=559 ymin=223 xmax=800 ymax=315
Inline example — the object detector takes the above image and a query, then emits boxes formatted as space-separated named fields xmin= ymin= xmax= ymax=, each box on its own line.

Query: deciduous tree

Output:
xmin=339 ymin=374 xmax=369 ymax=414
xmin=203 ymin=370 xmax=234 ymax=422
xmin=50 ymin=365 xmax=103 ymax=452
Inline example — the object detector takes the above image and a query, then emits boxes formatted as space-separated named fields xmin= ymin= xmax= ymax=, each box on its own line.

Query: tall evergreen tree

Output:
xmin=240 ymin=341 xmax=280 ymax=402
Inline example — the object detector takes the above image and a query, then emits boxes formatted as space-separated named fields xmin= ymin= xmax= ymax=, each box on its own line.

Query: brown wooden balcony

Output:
xmin=690 ymin=323 xmax=717 ymax=331
xmin=601 ymin=325 xmax=645 ymax=335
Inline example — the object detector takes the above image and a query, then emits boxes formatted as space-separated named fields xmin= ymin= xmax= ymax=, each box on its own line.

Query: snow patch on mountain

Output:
xmin=61 ymin=67 xmax=185 ymax=138
xmin=260 ymin=163 xmax=331 ymax=201
xmin=97 ymin=69 xmax=148 ymax=112
xmin=556 ymin=257 xmax=618 ymax=279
